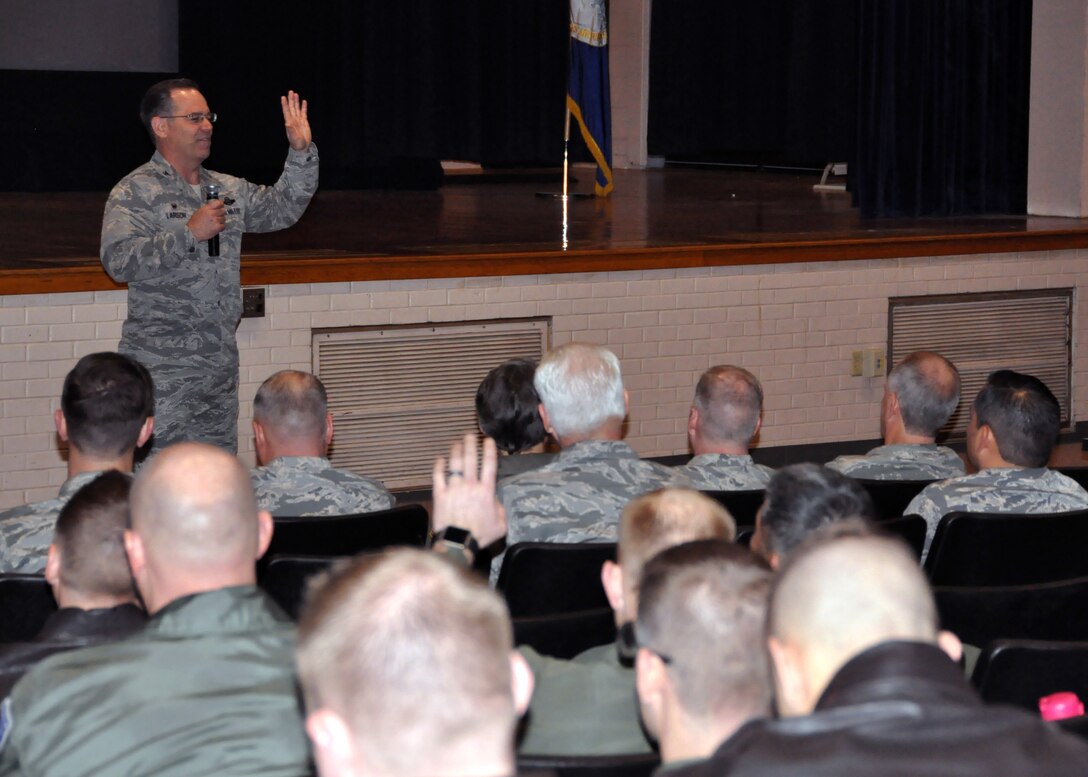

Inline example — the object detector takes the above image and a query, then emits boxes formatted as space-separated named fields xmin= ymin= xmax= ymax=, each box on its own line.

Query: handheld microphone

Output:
xmin=204 ymin=183 xmax=221 ymax=257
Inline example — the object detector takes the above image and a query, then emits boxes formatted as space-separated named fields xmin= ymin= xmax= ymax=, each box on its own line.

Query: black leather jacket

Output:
xmin=673 ymin=640 xmax=1088 ymax=777
xmin=0 ymin=603 xmax=146 ymax=697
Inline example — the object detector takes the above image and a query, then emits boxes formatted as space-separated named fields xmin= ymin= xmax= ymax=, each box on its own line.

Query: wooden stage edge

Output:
xmin=4 ymin=227 xmax=1088 ymax=298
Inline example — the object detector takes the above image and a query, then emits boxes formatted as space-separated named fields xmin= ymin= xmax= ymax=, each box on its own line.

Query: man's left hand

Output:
xmin=281 ymin=90 xmax=312 ymax=151
xmin=432 ymin=433 xmax=507 ymax=549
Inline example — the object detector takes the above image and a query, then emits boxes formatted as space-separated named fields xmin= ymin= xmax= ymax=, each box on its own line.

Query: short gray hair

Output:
xmin=693 ymin=366 xmax=763 ymax=444
xmin=887 ymin=352 xmax=960 ymax=437
xmin=253 ymin=370 xmax=328 ymax=442
xmin=533 ymin=343 xmax=626 ymax=438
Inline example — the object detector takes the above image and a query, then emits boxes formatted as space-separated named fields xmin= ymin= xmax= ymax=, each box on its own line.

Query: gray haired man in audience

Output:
xmin=907 ymin=369 xmax=1088 ymax=556
xmin=827 ymin=350 xmax=964 ymax=480
xmin=679 ymin=365 xmax=773 ymax=490
xmin=496 ymin=343 xmax=688 ymax=566
xmin=634 ymin=540 xmax=772 ymax=772
xmin=251 ymin=369 xmax=394 ymax=517
xmin=0 ymin=352 xmax=154 ymax=573
xmin=707 ymin=528 xmax=1088 ymax=776
xmin=751 ymin=463 xmax=875 ymax=569
xmin=0 ymin=443 xmax=309 ymax=776
xmin=297 ymin=549 xmax=534 ymax=777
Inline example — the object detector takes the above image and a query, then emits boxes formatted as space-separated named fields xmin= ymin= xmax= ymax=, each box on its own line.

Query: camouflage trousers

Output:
xmin=141 ymin=360 xmax=239 ymax=455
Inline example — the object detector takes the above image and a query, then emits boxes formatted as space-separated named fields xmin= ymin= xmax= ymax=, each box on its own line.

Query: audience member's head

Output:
xmin=883 ymin=351 xmax=961 ymax=442
xmin=636 ymin=540 xmax=772 ymax=763
xmin=298 ymin=549 xmax=533 ymax=777
xmin=753 ymin=463 xmax=875 ymax=568
xmin=125 ymin=442 xmax=272 ymax=613
xmin=533 ymin=343 xmax=627 ymax=444
xmin=45 ymin=470 xmax=139 ymax=610
xmin=57 ymin=352 xmax=154 ymax=467
xmin=969 ymin=369 xmax=1061 ymax=469
xmin=475 ymin=359 xmax=547 ymax=454
xmin=603 ymin=488 xmax=735 ymax=629
xmin=688 ymin=365 xmax=764 ymax=455
xmin=252 ymin=370 xmax=334 ymax=464
xmin=766 ymin=527 xmax=961 ymax=717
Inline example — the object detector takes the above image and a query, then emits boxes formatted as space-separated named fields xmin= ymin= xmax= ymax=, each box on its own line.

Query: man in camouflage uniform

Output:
xmin=0 ymin=353 xmax=153 ymax=573
xmin=679 ymin=365 xmax=773 ymax=490
xmin=907 ymin=370 xmax=1088 ymax=557
xmin=827 ymin=351 xmax=965 ymax=481
xmin=495 ymin=344 xmax=689 ymax=572
xmin=0 ymin=443 xmax=309 ymax=777
xmin=250 ymin=370 xmax=394 ymax=516
xmin=100 ymin=78 xmax=319 ymax=454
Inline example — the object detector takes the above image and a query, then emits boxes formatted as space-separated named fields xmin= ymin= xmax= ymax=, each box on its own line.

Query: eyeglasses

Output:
xmin=159 ymin=112 xmax=217 ymax=124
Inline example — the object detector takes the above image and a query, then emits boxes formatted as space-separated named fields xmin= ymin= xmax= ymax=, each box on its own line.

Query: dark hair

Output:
xmin=139 ymin=78 xmax=201 ymax=140
xmin=974 ymin=370 xmax=1060 ymax=468
xmin=475 ymin=359 xmax=546 ymax=454
xmin=759 ymin=463 xmax=875 ymax=559
xmin=61 ymin=353 xmax=154 ymax=458
xmin=54 ymin=470 xmax=137 ymax=599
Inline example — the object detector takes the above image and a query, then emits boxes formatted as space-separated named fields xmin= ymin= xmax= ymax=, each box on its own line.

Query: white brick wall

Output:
xmin=0 ymin=248 xmax=1084 ymax=506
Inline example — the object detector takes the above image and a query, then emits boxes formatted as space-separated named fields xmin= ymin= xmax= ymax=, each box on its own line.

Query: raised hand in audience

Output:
xmin=433 ymin=433 xmax=506 ymax=549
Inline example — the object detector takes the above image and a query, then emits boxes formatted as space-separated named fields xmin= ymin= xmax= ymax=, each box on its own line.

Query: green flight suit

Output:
xmin=0 ymin=585 xmax=310 ymax=777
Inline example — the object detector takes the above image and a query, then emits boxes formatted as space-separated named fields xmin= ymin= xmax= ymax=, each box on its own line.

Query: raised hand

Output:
xmin=432 ymin=433 xmax=507 ymax=549
xmin=281 ymin=90 xmax=312 ymax=151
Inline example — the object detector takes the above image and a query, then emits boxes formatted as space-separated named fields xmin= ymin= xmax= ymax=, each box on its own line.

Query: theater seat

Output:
xmin=935 ymin=576 xmax=1088 ymax=647
xmin=972 ymin=639 xmax=1088 ymax=712
xmin=853 ymin=478 xmax=935 ymax=520
xmin=924 ymin=509 xmax=1088 ymax=586
xmin=0 ymin=574 xmax=56 ymax=643
xmin=498 ymin=542 xmax=615 ymax=617
xmin=257 ymin=504 xmax=430 ymax=578
xmin=700 ymin=489 xmax=765 ymax=527
xmin=877 ymin=514 xmax=927 ymax=560
xmin=517 ymin=752 xmax=660 ymax=777
xmin=513 ymin=607 xmax=616 ymax=660
xmin=259 ymin=555 xmax=340 ymax=620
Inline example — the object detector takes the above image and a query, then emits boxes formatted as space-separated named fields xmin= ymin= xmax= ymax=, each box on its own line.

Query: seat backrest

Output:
xmin=512 ymin=607 xmax=616 ymax=660
xmin=258 ymin=504 xmax=429 ymax=578
xmin=699 ymin=489 xmax=765 ymax=528
xmin=498 ymin=542 xmax=615 ymax=617
xmin=855 ymin=478 xmax=935 ymax=520
xmin=0 ymin=574 xmax=56 ymax=643
xmin=516 ymin=752 xmax=660 ymax=777
xmin=877 ymin=514 xmax=927 ymax=560
xmin=924 ymin=509 xmax=1088 ymax=586
xmin=259 ymin=555 xmax=340 ymax=621
xmin=972 ymin=639 xmax=1088 ymax=711
xmin=935 ymin=575 xmax=1088 ymax=647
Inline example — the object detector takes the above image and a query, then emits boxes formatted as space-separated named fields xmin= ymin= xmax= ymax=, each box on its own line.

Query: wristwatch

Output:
xmin=430 ymin=526 xmax=481 ymax=567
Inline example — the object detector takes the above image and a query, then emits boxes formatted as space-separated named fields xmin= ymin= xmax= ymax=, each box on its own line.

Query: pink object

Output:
xmin=1039 ymin=692 xmax=1084 ymax=721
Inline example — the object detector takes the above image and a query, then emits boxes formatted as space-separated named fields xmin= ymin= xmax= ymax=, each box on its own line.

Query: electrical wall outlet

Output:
xmin=242 ymin=287 xmax=266 ymax=318
xmin=851 ymin=348 xmax=886 ymax=378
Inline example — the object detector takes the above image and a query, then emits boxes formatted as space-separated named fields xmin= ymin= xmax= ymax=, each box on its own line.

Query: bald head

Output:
xmin=130 ymin=442 xmax=264 ymax=574
xmin=887 ymin=351 xmax=960 ymax=438
xmin=253 ymin=370 xmax=332 ymax=463
xmin=690 ymin=365 xmax=763 ymax=450
xmin=767 ymin=530 xmax=941 ymax=715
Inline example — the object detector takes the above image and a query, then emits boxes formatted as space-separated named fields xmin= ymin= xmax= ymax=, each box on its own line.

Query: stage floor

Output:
xmin=3 ymin=166 xmax=1088 ymax=291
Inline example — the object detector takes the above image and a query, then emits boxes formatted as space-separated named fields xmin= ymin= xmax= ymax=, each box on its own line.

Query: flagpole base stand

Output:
xmin=535 ymin=192 xmax=595 ymax=199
